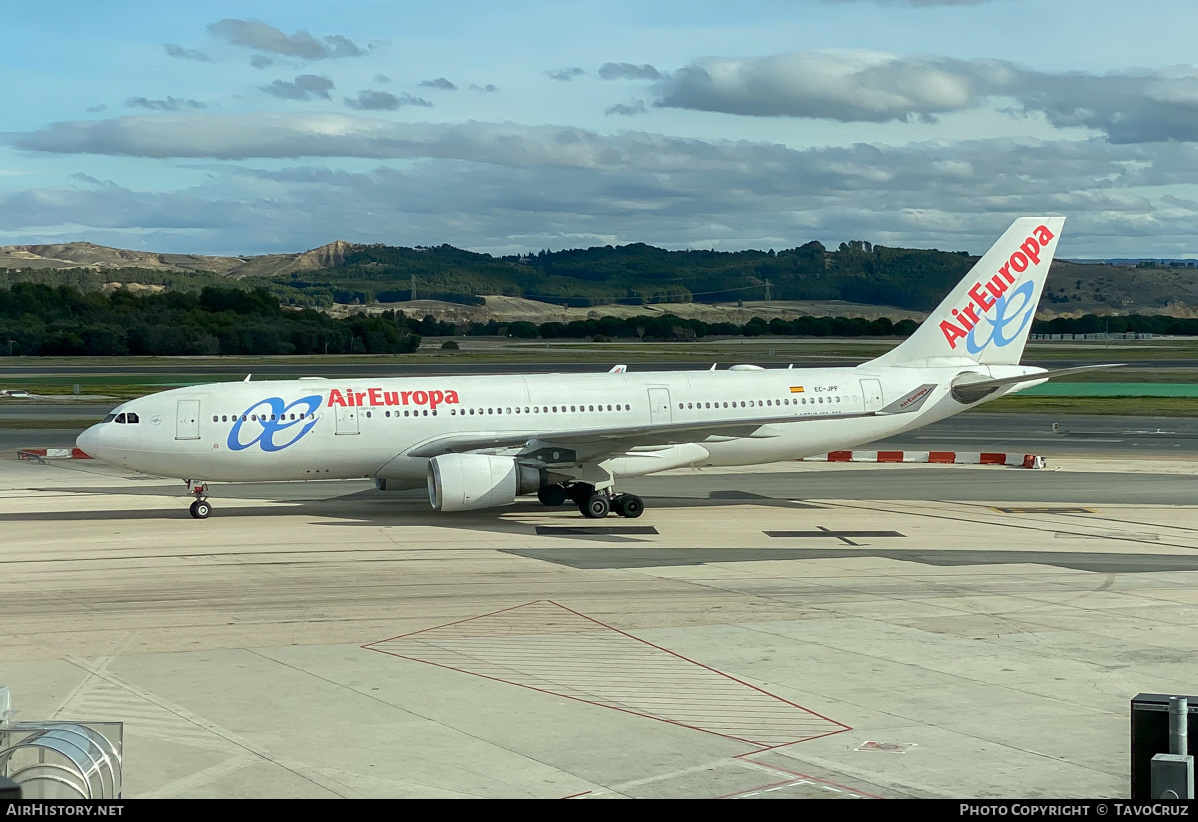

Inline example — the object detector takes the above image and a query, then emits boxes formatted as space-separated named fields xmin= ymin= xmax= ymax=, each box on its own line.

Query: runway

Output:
xmin=1 ymin=454 xmax=1196 ymax=798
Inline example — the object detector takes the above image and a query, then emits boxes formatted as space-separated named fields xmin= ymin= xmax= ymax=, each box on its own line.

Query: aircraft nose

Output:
xmin=76 ymin=424 xmax=104 ymax=459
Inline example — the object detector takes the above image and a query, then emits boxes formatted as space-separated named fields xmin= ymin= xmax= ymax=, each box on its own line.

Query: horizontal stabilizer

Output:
xmin=951 ymin=363 xmax=1123 ymax=404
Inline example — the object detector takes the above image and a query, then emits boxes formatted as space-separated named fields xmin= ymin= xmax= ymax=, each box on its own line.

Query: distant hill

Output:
xmin=2 ymin=238 xmax=1197 ymax=317
xmin=0 ymin=240 xmax=354 ymax=277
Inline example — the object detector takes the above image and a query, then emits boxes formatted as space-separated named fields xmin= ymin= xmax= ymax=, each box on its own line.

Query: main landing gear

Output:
xmin=186 ymin=481 xmax=212 ymax=519
xmin=537 ymin=482 xmax=644 ymax=519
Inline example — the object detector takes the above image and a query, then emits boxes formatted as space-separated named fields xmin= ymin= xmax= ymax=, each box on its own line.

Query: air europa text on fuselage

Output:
xmin=939 ymin=224 xmax=1055 ymax=350
xmin=326 ymin=387 xmax=461 ymax=410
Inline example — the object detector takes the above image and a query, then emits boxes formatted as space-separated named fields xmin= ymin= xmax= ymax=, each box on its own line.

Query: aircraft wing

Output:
xmin=404 ymin=383 xmax=937 ymax=462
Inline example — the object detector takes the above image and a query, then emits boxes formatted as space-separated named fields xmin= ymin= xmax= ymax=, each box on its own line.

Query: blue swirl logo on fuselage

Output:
xmin=227 ymin=395 xmax=322 ymax=452
xmin=964 ymin=280 xmax=1036 ymax=354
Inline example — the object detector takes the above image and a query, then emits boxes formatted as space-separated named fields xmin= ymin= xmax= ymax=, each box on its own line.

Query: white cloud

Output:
xmin=260 ymin=75 xmax=335 ymax=101
xmin=821 ymin=0 xmax=1003 ymax=5
xmin=208 ymin=18 xmax=365 ymax=60
xmin=546 ymin=68 xmax=585 ymax=82
xmin=163 ymin=44 xmax=212 ymax=62
xmin=419 ymin=78 xmax=457 ymax=91
xmin=598 ymin=63 xmax=660 ymax=81
xmin=125 ymin=97 xmax=208 ymax=111
xmin=652 ymin=51 xmax=1198 ymax=143
xmin=345 ymin=91 xmax=432 ymax=110
xmin=655 ymin=52 xmax=1012 ymax=122
xmin=12 ymin=111 xmax=1198 ymax=256
xmin=606 ymin=100 xmax=647 ymax=116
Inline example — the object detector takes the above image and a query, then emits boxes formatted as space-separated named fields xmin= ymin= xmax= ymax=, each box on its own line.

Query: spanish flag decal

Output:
xmin=790 ymin=386 xmax=804 ymax=393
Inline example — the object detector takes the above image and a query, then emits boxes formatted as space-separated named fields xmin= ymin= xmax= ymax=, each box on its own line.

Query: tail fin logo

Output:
xmin=940 ymin=224 xmax=1055 ymax=351
xmin=965 ymin=280 xmax=1035 ymax=353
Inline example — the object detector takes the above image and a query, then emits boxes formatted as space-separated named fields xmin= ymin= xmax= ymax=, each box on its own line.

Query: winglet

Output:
xmin=608 ymin=364 xmax=627 ymax=374
xmin=244 ymin=374 xmax=252 ymax=382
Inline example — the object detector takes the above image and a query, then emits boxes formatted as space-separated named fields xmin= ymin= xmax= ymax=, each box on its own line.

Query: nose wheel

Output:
xmin=186 ymin=481 xmax=212 ymax=519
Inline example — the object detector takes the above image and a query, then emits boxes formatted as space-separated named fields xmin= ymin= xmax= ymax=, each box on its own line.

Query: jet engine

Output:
xmin=427 ymin=454 xmax=543 ymax=512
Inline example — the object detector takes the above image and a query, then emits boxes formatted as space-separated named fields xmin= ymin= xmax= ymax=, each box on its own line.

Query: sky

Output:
xmin=4 ymin=0 xmax=1198 ymax=258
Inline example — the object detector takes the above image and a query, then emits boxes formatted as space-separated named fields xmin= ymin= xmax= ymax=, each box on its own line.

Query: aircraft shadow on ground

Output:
xmin=503 ymin=546 xmax=1198 ymax=573
xmin=2 ymin=487 xmax=825 ymax=535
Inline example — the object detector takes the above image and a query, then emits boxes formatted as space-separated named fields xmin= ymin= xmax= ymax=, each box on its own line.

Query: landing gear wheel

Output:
xmin=537 ymin=484 xmax=568 ymax=507
xmin=580 ymin=493 xmax=610 ymax=519
xmin=615 ymin=494 xmax=644 ymax=518
xmin=567 ymin=483 xmax=596 ymax=505
xmin=189 ymin=499 xmax=212 ymax=519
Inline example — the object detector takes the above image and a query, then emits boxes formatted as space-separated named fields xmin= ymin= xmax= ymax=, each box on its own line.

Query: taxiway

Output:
xmin=1 ymin=454 xmax=1195 ymax=798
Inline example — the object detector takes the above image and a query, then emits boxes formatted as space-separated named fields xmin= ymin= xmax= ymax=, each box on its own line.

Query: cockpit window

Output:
xmin=103 ymin=414 xmax=117 ymax=423
xmin=114 ymin=413 xmax=126 ymax=424
xmin=126 ymin=412 xmax=139 ymax=424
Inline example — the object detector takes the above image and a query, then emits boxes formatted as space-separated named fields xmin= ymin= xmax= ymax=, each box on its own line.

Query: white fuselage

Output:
xmin=76 ymin=363 xmax=1040 ymax=487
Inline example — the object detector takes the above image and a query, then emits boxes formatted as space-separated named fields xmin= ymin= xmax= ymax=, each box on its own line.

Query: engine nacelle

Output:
xmin=427 ymin=454 xmax=543 ymax=512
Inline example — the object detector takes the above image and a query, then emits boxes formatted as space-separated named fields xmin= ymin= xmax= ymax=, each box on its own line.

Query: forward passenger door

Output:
xmin=175 ymin=400 xmax=200 ymax=440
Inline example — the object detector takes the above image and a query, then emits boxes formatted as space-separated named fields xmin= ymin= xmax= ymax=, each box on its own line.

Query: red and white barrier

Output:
xmin=804 ymin=451 xmax=1046 ymax=469
xmin=17 ymin=447 xmax=93 ymax=461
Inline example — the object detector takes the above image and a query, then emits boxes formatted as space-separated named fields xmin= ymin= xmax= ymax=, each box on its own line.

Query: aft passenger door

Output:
xmin=336 ymin=404 xmax=360 ymax=435
xmin=175 ymin=400 xmax=200 ymax=440
xmin=860 ymin=379 xmax=883 ymax=412
xmin=648 ymin=387 xmax=672 ymax=424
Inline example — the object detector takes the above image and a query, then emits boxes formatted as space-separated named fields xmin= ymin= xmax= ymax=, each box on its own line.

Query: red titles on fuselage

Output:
xmin=939 ymin=223 xmax=1055 ymax=349
xmin=327 ymin=388 xmax=460 ymax=411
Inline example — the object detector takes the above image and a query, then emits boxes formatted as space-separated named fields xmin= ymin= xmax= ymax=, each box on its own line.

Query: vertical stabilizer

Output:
xmin=871 ymin=217 xmax=1065 ymax=366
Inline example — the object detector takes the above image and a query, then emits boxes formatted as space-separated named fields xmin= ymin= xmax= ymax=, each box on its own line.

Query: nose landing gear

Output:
xmin=186 ymin=481 xmax=212 ymax=519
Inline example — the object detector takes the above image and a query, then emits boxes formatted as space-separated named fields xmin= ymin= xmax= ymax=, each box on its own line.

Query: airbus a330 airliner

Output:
xmin=77 ymin=217 xmax=1114 ymax=519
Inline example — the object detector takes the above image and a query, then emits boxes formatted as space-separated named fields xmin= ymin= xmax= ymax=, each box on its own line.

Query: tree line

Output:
xmin=293 ymin=240 xmax=976 ymax=311
xmin=1030 ymin=314 xmax=1198 ymax=335
xmin=0 ymin=283 xmax=420 ymax=356
xmin=2 ymin=282 xmax=1197 ymax=357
